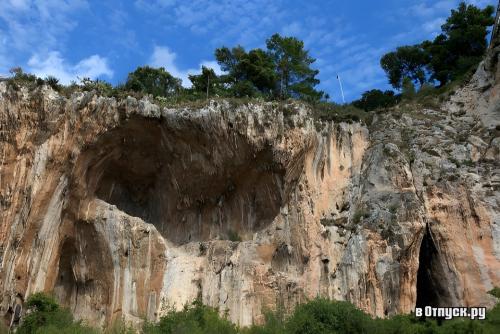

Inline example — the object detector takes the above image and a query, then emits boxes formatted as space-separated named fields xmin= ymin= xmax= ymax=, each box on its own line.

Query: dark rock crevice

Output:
xmin=415 ymin=225 xmax=453 ymax=308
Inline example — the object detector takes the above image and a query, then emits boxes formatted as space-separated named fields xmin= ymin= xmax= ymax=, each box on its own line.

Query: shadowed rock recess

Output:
xmin=80 ymin=117 xmax=286 ymax=244
xmin=0 ymin=36 xmax=499 ymax=327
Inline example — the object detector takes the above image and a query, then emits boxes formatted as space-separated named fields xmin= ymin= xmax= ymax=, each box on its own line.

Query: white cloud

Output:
xmin=0 ymin=0 xmax=87 ymax=50
xmin=27 ymin=51 xmax=113 ymax=84
xmin=0 ymin=0 xmax=88 ymax=73
xmin=149 ymin=46 xmax=183 ymax=79
xmin=149 ymin=46 xmax=222 ymax=87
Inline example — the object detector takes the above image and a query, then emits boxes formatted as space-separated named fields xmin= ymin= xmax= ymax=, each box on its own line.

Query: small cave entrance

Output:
xmin=53 ymin=239 xmax=78 ymax=308
xmin=415 ymin=225 xmax=452 ymax=308
xmin=80 ymin=117 xmax=287 ymax=245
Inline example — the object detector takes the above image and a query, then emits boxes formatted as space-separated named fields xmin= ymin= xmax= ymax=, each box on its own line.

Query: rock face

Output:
xmin=1 ymin=45 xmax=499 ymax=328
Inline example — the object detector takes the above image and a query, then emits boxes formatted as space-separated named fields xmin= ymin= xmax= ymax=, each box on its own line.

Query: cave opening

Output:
xmin=53 ymin=239 xmax=78 ymax=308
xmin=81 ymin=117 xmax=287 ymax=245
xmin=415 ymin=225 xmax=451 ymax=308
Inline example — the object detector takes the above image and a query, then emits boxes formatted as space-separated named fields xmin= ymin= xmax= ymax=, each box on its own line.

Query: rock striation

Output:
xmin=0 ymin=39 xmax=499 ymax=327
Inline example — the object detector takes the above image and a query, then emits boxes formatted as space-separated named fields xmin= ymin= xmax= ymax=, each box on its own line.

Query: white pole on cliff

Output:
xmin=337 ymin=74 xmax=345 ymax=104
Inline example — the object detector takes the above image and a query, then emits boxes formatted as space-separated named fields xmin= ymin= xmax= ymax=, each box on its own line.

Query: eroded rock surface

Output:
xmin=0 ymin=40 xmax=499 ymax=327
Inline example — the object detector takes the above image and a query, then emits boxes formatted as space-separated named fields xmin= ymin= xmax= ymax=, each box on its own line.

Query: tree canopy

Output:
xmin=352 ymin=89 xmax=400 ymax=111
xmin=212 ymin=34 xmax=324 ymax=101
xmin=214 ymin=46 xmax=277 ymax=97
xmin=381 ymin=1 xmax=495 ymax=89
xmin=125 ymin=66 xmax=182 ymax=97
xmin=189 ymin=66 xmax=224 ymax=97
xmin=424 ymin=2 xmax=495 ymax=85
xmin=380 ymin=45 xmax=429 ymax=89
xmin=266 ymin=33 xmax=324 ymax=101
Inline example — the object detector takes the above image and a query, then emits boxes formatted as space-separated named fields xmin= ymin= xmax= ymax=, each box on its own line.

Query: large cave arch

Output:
xmin=79 ymin=117 xmax=286 ymax=244
xmin=415 ymin=225 xmax=453 ymax=308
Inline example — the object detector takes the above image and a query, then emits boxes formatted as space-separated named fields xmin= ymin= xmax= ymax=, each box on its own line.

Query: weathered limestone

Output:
xmin=0 ymin=40 xmax=499 ymax=327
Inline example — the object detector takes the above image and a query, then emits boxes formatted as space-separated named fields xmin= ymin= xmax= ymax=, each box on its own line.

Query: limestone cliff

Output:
xmin=0 ymin=42 xmax=499 ymax=327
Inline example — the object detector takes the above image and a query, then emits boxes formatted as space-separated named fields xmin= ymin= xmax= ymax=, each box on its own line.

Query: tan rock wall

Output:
xmin=0 ymin=79 xmax=498 ymax=327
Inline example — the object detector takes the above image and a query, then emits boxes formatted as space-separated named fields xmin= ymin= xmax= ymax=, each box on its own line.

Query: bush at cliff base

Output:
xmin=8 ymin=293 xmax=500 ymax=333
xmin=15 ymin=293 xmax=97 ymax=334
xmin=142 ymin=299 xmax=238 ymax=334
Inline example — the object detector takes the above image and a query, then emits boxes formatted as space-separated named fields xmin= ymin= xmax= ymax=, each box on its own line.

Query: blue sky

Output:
xmin=0 ymin=0 xmax=496 ymax=102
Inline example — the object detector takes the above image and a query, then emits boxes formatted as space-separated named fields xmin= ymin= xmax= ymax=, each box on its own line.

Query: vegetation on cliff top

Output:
xmin=2 ymin=2 xmax=495 ymax=124
xmin=3 ymin=293 xmax=500 ymax=334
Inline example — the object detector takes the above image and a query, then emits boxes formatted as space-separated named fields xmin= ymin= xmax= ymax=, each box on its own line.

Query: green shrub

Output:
xmin=125 ymin=66 xmax=182 ymax=98
xmin=311 ymin=102 xmax=371 ymax=124
xmin=352 ymin=207 xmax=369 ymax=224
xmin=45 ymin=76 xmax=61 ymax=91
xmin=10 ymin=293 xmax=500 ymax=333
xmin=227 ymin=230 xmax=242 ymax=242
xmin=488 ymin=287 xmax=500 ymax=298
xmin=285 ymin=298 xmax=375 ymax=334
xmin=243 ymin=310 xmax=286 ymax=334
xmin=103 ymin=318 xmax=136 ymax=334
xmin=352 ymin=89 xmax=400 ymax=111
xmin=79 ymin=77 xmax=115 ymax=96
xmin=6 ymin=67 xmax=42 ymax=90
xmin=143 ymin=300 xmax=238 ymax=334
xmin=16 ymin=292 xmax=97 ymax=334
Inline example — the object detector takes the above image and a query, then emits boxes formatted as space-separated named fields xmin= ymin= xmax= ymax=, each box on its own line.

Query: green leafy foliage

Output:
xmin=214 ymin=46 xmax=269 ymax=98
xmin=488 ymin=287 xmax=500 ymax=299
xmin=352 ymin=208 xmax=370 ymax=224
xmin=125 ymin=66 xmax=182 ymax=97
xmin=239 ymin=48 xmax=277 ymax=95
xmin=380 ymin=45 xmax=430 ymax=89
xmin=352 ymin=89 xmax=400 ymax=111
xmin=266 ymin=34 xmax=324 ymax=101
xmin=227 ymin=230 xmax=242 ymax=242
xmin=213 ymin=34 xmax=324 ymax=101
xmin=243 ymin=310 xmax=286 ymax=334
xmin=285 ymin=299 xmax=374 ymax=334
xmin=381 ymin=2 xmax=495 ymax=89
xmin=9 ymin=293 xmax=500 ymax=333
xmin=311 ymin=102 xmax=370 ymax=124
xmin=424 ymin=2 xmax=495 ymax=86
xmin=16 ymin=293 xmax=97 ymax=334
xmin=79 ymin=77 xmax=115 ymax=96
xmin=6 ymin=67 xmax=44 ymax=89
xmin=44 ymin=76 xmax=61 ymax=91
xmin=4 ymin=1 xmax=495 ymax=114
xmin=143 ymin=300 xmax=238 ymax=334
xmin=189 ymin=66 xmax=227 ymax=98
